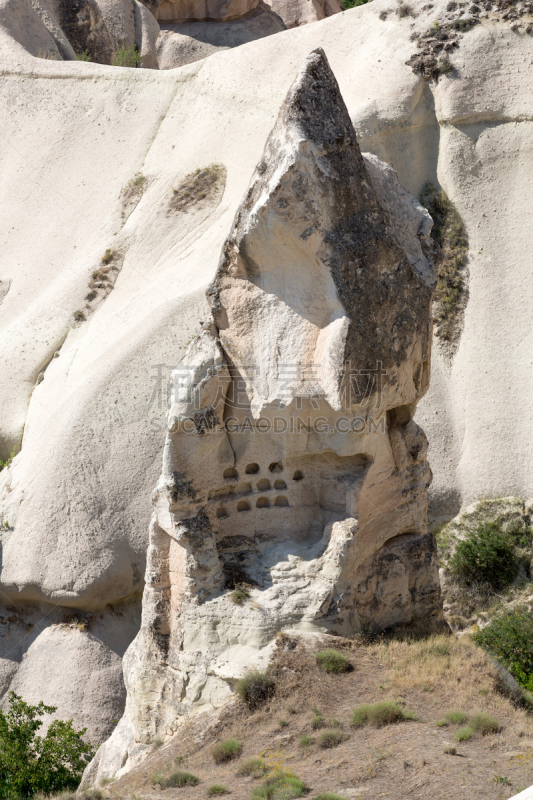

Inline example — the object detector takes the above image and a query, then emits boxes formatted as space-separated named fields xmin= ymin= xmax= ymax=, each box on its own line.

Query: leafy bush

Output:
xmin=154 ymin=770 xmax=200 ymax=787
xmin=299 ymin=734 xmax=312 ymax=748
xmin=112 ymin=43 xmax=143 ymax=68
xmin=211 ymin=738 xmax=242 ymax=764
xmin=474 ymin=609 xmax=533 ymax=690
xmin=75 ymin=50 xmax=91 ymax=61
xmin=251 ymin=771 xmax=306 ymax=800
xmin=455 ymin=726 xmax=473 ymax=742
xmin=351 ymin=700 xmax=416 ymax=728
xmin=342 ymin=0 xmax=371 ymax=7
xmin=319 ymin=729 xmax=347 ymax=749
xmin=230 ymin=588 xmax=250 ymax=605
xmin=207 ymin=785 xmax=229 ymax=795
xmin=449 ymin=522 xmax=518 ymax=590
xmin=315 ymin=649 xmax=351 ymax=674
xmin=311 ymin=712 xmax=325 ymax=730
xmin=237 ymin=757 xmax=267 ymax=778
xmin=469 ymin=712 xmax=500 ymax=735
xmin=0 ymin=692 xmax=94 ymax=798
xmin=445 ymin=710 xmax=468 ymax=725
xmin=236 ymin=671 xmax=274 ymax=709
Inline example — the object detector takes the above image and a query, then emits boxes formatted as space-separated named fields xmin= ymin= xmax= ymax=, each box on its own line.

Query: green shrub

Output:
xmin=252 ymin=771 xmax=306 ymax=800
xmin=76 ymin=50 xmax=91 ymax=61
xmin=299 ymin=734 xmax=312 ymax=748
xmin=319 ymin=729 xmax=347 ymax=749
xmin=311 ymin=713 xmax=325 ymax=730
xmin=474 ymin=609 xmax=533 ymax=690
xmin=445 ymin=710 xmax=468 ymax=725
xmin=455 ymin=726 xmax=474 ymax=742
xmin=230 ymin=588 xmax=250 ymax=605
xmin=469 ymin=712 xmax=500 ymax=735
xmin=211 ymin=738 xmax=242 ymax=764
xmin=236 ymin=671 xmax=274 ymax=709
xmin=315 ymin=649 xmax=351 ymax=674
xmin=278 ymin=719 xmax=288 ymax=728
xmin=237 ymin=757 xmax=267 ymax=778
xmin=0 ymin=692 xmax=94 ymax=798
xmin=207 ymin=785 xmax=229 ymax=795
xmin=449 ymin=522 xmax=518 ymax=590
xmin=112 ymin=43 xmax=143 ymax=68
xmin=351 ymin=701 xmax=416 ymax=728
xmin=155 ymin=770 xmax=200 ymax=788
xmin=342 ymin=0 xmax=370 ymax=7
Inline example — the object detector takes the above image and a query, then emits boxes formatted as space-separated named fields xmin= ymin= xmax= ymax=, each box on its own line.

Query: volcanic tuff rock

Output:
xmin=2 ymin=0 xmax=533 ymax=754
xmin=84 ymin=48 xmax=442 ymax=784
xmin=156 ymin=4 xmax=286 ymax=69
xmin=0 ymin=0 xmax=160 ymax=65
xmin=268 ymin=0 xmax=342 ymax=29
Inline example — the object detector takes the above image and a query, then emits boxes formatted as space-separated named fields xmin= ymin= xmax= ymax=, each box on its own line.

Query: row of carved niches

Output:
xmin=206 ymin=453 xmax=370 ymax=539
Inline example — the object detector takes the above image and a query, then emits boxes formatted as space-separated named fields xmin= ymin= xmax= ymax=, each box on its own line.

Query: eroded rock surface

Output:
xmin=156 ymin=4 xmax=285 ymax=69
xmin=86 ymin=48 xmax=442 ymax=784
xmin=267 ymin=0 xmax=341 ymax=29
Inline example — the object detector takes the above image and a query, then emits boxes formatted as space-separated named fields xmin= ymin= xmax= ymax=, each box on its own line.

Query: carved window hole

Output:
xmin=269 ymin=461 xmax=283 ymax=473
xmin=274 ymin=496 xmax=289 ymax=507
xmin=237 ymin=500 xmax=251 ymax=512
xmin=216 ymin=507 xmax=229 ymax=519
xmin=274 ymin=479 xmax=287 ymax=490
xmin=224 ymin=467 xmax=238 ymax=481
xmin=245 ymin=463 xmax=260 ymax=474
xmin=257 ymin=478 xmax=271 ymax=491
xmin=256 ymin=497 xmax=270 ymax=508
xmin=293 ymin=470 xmax=304 ymax=481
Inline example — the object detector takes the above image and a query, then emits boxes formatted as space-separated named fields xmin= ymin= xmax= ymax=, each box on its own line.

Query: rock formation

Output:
xmin=156 ymin=3 xmax=286 ymax=68
xmin=84 ymin=47 xmax=441 ymax=784
xmin=2 ymin=0 xmax=533 ymax=758
xmin=0 ymin=0 xmax=160 ymax=65
xmin=267 ymin=0 xmax=342 ymax=29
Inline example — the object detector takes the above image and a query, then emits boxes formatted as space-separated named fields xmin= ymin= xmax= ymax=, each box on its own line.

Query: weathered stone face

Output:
xmin=84 ymin=48 xmax=442 ymax=784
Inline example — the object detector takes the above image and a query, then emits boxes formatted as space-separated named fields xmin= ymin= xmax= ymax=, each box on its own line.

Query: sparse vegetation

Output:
xmin=420 ymin=182 xmax=468 ymax=345
xmin=299 ymin=734 xmax=312 ymax=748
xmin=278 ymin=719 xmax=288 ymax=728
xmin=112 ymin=43 xmax=143 ymax=68
xmin=230 ymin=587 xmax=250 ymax=605
xmin=315 ymin=649 xmax=351 ymax=674
xmin=76 ymin=50 xmax=91 ymax=61
xmin=237 ymin=758 xmax=267 ymax=778
xmin=236 ymin=671 xmax=274 ymax=710
xmin=211 ymin=738 xmax=242 ymax=764
xmin=101 ymin=249 xmax=117 ymax=265
xmin=154 ymin=770 xmax=200 ymax=788
xmin=73 ymin=310 xmax=86 ymax=322
xmin=444 ymin=745 xmax=457 ymax=755
xmin=351 ymin=700 xmax=416 ymax=728
xmin=169 ymin=164 xmax=226 ymax=215
xmin=0 ymin=692 xmax=94 ymax=797
xmin=0 ymin=446 xmax=16 ymax=472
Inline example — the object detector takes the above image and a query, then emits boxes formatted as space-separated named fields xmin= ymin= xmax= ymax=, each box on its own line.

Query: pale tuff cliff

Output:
xmin=83 ymin=49 xmax=442 ymax=785
xmin=1 ymin=0 xmax=533 ymax=755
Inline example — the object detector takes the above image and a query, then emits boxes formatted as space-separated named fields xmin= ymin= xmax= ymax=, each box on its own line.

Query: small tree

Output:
xmin=112 ymin=44 xmax=143 ymax=68
xmin=0 ymin=692 xmax=94 ymax=798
